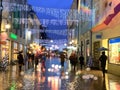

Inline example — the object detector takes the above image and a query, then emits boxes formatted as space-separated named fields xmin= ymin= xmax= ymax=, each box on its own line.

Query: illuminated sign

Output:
xmin=109 ymin=37 xmax=120 ymax=44
xmin=96 ymin=34 xmax=102 ymax=39
xmin=10 ymin=33 xmax=17 ymax=40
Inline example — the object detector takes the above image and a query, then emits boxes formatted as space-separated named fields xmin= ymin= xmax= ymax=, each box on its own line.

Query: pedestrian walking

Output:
xmin=27 ymin=52 xmax=32 ymax=69
xmin=99 ymin=51 xmax=107 ymax=77
xmin=60 ymin=52 xmax=66 ymax=67
xmin=69 ymin=51 xmax=78 ymax=71
xmin=31 ymin=52 xmax=35 ymax=67
xmin=41 ymin=52 xmax=47 ymax=71
xmin=17 ymin=51 xmax=24 ymax=72
xmin=79 ymin=54 xmax=84 ymax=70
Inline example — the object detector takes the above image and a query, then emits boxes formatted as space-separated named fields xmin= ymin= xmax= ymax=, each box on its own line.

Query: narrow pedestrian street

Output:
xmin=0 ymin=57 xmax=120 ymax=90
xmin=0 ymin=0 xmax=120 ymax=90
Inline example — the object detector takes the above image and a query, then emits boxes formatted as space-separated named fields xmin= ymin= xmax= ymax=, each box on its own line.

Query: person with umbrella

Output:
xmin=99 ymin=51 xmax=107 ymax=77
xmin=98 ymin=47 xmax=109 ymax=51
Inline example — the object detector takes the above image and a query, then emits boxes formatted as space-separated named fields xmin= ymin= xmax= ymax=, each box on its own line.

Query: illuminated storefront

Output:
xmin=1 ymin=40 xmax=10 ymax=59
xmin=92 ymin=0 xmax=120 ymax=76
xmin=86 ymin=40 xmax=90 ymax=56
xmin=12 ymin=42 xmax=18 ymax=61
xmin=109 ymin=37 xmax=120 ymax=64
xmin=19 ymin=44 xmax=23 ymax=51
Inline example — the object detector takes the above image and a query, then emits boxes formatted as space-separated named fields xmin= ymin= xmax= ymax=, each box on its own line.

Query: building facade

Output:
xmin=27 ymin=5 xmax=41 ymax=45
xmin=92 ymin=0 xmax=120 ymax=76
xmin=67 ymin=0 xmax=78 ymax=54
xmin=0 ymin=0 xmax=41 ymax=63
xmin=76 ymin=0 xmax=93 ymax=64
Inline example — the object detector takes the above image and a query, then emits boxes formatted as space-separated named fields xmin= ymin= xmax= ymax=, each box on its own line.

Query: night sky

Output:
xmin=27 ymin=0 xmax=73 ymax=40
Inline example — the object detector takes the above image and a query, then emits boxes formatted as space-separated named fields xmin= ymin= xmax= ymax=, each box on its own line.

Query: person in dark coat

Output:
xmin=99 ymin=51 xmax=107 ymax=77
xmin=27 ymin=52 xmax=31 ymax=69
xmin=79 ymin=54 xmax=84 ymax=70
xmin=17 ymin=52 xmax=24 ymax=72
xmin=69 ymin=51 xmax=78 ymax=71
xmin=60 ymin=52 xmax=66 ymax=67
xmin=30 ymin=52 xmax=35 ymax=67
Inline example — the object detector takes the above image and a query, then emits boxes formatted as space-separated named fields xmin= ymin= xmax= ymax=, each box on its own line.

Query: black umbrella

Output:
xmin=98 ymin=47 xmax=109 ymax=51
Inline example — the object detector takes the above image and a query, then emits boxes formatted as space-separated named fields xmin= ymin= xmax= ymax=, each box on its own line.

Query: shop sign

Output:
xmin=109 ymin=37 xmax=120 ymax=44
xmin=10 ymin=33 xmax=17 ymax=40
xmin=96 ymin=34 xmax=102 ymax=39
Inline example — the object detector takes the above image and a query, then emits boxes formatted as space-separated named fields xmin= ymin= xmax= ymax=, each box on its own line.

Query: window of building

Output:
xmin=109 ymin=37 xmax=120 ymax=65
xmin=83 ymin=0 xmax=86 ymax=6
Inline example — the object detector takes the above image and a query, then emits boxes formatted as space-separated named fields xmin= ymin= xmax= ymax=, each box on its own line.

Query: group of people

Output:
xmin=68 ymin=51 xmax=93 ymax=71
xmin=60 ymin=50 xmax=108 ymax=77
xmin=17 ymin=49 xmax=108 ymax=77
xmin=17 ymin=46 xmax=47 ymax=72
xmin=59 ymin=51 xmax=78 ymax=71
xmin=69 ymin=51 xmax=78 ymax=71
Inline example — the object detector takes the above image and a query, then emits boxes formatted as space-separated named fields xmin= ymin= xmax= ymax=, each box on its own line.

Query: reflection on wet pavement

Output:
xmin=0 ymin=57 xmax=120 ymax=90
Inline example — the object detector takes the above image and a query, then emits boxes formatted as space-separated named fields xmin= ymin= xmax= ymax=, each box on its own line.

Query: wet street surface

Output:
xmin=0 ymin=57 xmax=120 ymax=90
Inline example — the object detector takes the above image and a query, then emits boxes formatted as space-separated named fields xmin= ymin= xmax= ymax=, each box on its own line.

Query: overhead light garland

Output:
xmin=2 ymin=1 xmax=92 ymax=21
xmin=31 ymin=29 xmax=68 ymax=35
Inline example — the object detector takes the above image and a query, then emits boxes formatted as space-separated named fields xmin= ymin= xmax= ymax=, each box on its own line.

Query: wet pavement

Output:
xmin=0 ymin=57 xmax=120 ymax=90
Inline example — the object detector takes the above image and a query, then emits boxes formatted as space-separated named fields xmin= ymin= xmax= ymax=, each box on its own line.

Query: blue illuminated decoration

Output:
xmin=109 ymin=37 xmax=120 ymax=44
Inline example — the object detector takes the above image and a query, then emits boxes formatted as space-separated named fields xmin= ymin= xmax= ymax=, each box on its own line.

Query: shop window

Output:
xmin=1 ymin=40 xmax=9 ymax=59
xmin=13 ymin=42 xmax=18 ymax=60
xmin=109 ymin=37 xmax=120 ymax=64
xmin=20 ymin=44 xmax=23 ymax=51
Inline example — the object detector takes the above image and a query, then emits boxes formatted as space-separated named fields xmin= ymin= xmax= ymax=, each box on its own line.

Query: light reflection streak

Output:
xmin=2 ymin=57 xmax=120 ymax=90
xmin=48 ymin=76 xmax=60 ymax=90
xmin=105 ymin=74 xmax=109 ymax=90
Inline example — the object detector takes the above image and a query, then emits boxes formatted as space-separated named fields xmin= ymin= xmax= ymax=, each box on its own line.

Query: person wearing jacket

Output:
xmin=60 ymin=52 xmax=66 ymax=67
xmin=79 ymin=54 xmax=84 ymax=70
xmin=99 ymin=51 xmax=107 ymax=77
xmin=17 ymin=52 xmax=24 ymax=72
xmin=69 ymin=51 xmax=78 ymax=71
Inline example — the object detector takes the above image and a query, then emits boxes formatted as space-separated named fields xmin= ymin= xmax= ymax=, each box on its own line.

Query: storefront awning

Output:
xmin=92 ymin=1 xmax=120 ymax=32
xmin=0 ymin=41 xmax=7 ymax=45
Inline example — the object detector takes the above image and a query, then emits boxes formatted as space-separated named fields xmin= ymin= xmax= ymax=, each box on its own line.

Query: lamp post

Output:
xmin=0 ymin=0 xmax=3 ymax=59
